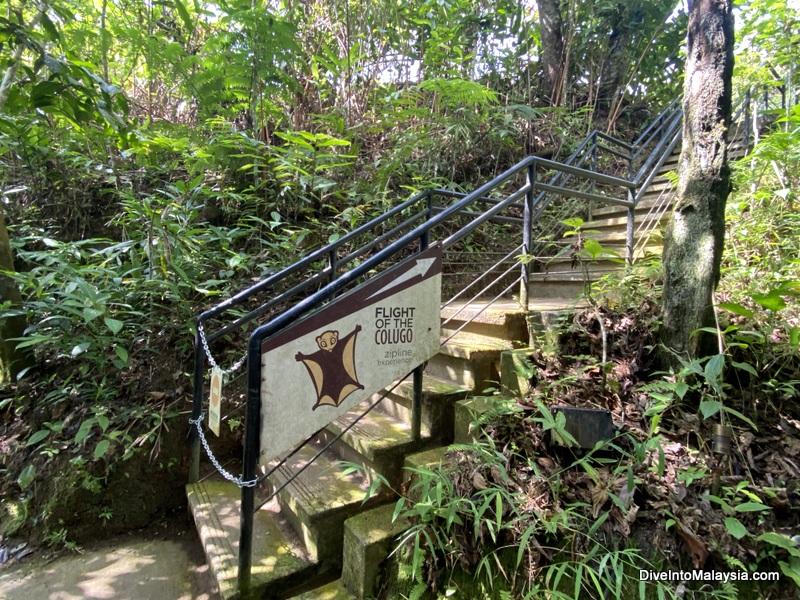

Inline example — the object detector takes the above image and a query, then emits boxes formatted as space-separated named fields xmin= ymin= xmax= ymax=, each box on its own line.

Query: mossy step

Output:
xmin=453 ymin=397 xmax=513 ymax=444
xmin=402 ymin=446 xmax=453 ymax=502
xmin=527 ymin=307 xmax=579 ymax=354
xmin=324 ymin=404 xmax=431 ymax=486
xmin=526 ymin=279 xmax=600 ymax=300
xmin=389 ymin=373 xmax=470 ymax=402
xmin=342 ymin=504 xmax=414 ymax=599
xmin=440 ymin=301 xmax=528 ymax=342
xmin=591 ymin=194 xmax=675 ymax=218
xmin=375 ymin=374 xmax=469 ymax=444
xmin=584 ymin=213 xmax=671 ymax=230
xmin=525 ymin=297 xmax=588 ymax=311
xmin=426 ymin=335 xmax=507 ymax=392
xmin=266 ymin=443 xmax=376 ymax=567
xmin=404 ymin=445 xmax=452 ymax=471
xmin=500 ymin=349 xmax=537 ymax=397
xmin=528 ymin=267 xmax=619 ymax=282
xmin=187 ymin=480 xmax=318 ymax=600
xmin=440 ymin=330 xmax=515 ymax=356
xmin=588 ymin=204 xmax=673 ymax=224
xmin=293 ymin=579 xmax=354 ymax=599
xmin=441 ymin=300 xmax=525 ymax=325
xmin=528 ymin=257 xmax=625 ymax=272
xmin=423 ymin=355 xmax=488 ymax=391
xmin=589 ymin=229 xmax=658 ymax=244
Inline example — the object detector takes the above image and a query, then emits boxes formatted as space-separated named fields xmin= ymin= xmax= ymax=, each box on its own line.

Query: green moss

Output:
xmin=372 ymin=543 xmax=519 ymax=600
xmin=0 ymin=498 xmax=29 ymax=538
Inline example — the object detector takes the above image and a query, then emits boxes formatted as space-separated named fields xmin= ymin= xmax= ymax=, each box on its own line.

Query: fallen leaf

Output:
xmin=676 ymin=521 xmax=708 ymax=568
xmin=472 ymin=471 xmax=488 ymax=491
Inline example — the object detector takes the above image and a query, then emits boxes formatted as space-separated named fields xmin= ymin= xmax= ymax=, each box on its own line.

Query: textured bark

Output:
xmin=662 ymin=0 xmax=734 ymax=361
xmin=536 ymin=0 xmax=565 ymax=106
xmin=596 ymin=5 xmax=628 ymax=114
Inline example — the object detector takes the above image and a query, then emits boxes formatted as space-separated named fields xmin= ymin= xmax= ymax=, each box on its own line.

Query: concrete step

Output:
xmin=323 ymin=403 xmax=431 ymax=488
xmin=266 ymin=442 xmax=380 ymax=569
xmin=500 ymin=349 xmax=537 ymax=397
xmin=529 ymin=264 xmax=618 ymax=281
xmin=583 ymin=212 xmax=668 ymax=232
xmin=591 ymin=191 xmax=676 ymax=221
xmin=580 ymin=214 xmax=671 ymax=238
xmin=440 ymin=300 xmax=528 ymax=343
xmin=526 ymin=268 xmax=615 ymax=299
xmin=187 ymin=480 xmax=320 ymax=599
xmin=341 ymin=504 xmax=414 ymax=599
xmin=372 ymin=374 xmax=469 ymax=445
xmin=293 ymin=580 xmax=354 ymax=599
xmin=590 ymin=193 xmax=676 ymax=221
xmin=453 ymin=397 xmax=498 ymax=444
xmin=426 ymin=331 xmax=513 ymax=392
xmin=402 ymin=446 xmax=452 ymax=501
xmin=527 ymin=257 xmax=624 ymax=276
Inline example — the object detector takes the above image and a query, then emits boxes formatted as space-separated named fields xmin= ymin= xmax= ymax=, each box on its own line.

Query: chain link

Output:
xmin=189 ymin=414 xmax=259 ymax=488
xmin=197 ymin=323 xmax=247 ymax=376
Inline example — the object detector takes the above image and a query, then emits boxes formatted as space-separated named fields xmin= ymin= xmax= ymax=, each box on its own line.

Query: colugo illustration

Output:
xmin=295 ymin=325 xmax=364 ymax=410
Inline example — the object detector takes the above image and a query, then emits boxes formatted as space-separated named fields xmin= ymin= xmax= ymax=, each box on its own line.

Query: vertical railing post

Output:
xmin=238 ymin=339 xmax=261 ymax=598
xmin=189 ymin=326 xmax=204 ymax=484
xmin=412 ymin=193 xmax=432 ymax=441
xmin=626 ymin=203 xmax=635 ymax=265
xmin=328 ymin=248 xmax=337 ymax=284
xmin=520 ymin=163 xmax=535 ymax=312
xmin=411 ymin=365 xmax=423 ymax=441
xmin=626 ymin=152 xmax=635 ymax=265
xmin=421 ymin=189 xmax=432 ymax=252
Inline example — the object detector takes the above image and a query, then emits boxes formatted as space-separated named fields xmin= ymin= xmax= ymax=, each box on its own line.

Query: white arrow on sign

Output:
xmin=367 ymin=257 xmax=438 ymax=300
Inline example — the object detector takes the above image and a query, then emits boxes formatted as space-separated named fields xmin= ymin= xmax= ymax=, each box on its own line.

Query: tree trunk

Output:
xmin=536 ymin=0 xmax=565 ymax=106
xmin=0 ymin=205 xmax=32 ymax=383
xmin=0 ymin=11 xmax=42 ymax=113
xmin=596 ymin=5 xmax=636 ymax=116
xmin=661 ymin=0 xmax=734 ymax=361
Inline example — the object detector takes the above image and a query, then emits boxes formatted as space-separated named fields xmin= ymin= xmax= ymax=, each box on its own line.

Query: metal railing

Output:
xmin=188 ymin=82 xmax=780 ymax=595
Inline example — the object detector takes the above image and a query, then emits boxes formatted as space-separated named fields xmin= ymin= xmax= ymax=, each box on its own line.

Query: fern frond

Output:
xmin=417 ymin=78 xmax=499 ymax=108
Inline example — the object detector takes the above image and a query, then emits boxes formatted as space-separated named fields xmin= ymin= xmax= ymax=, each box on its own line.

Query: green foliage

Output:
xmin=44 ymin=526 xmax=79 ymax=552
xmin=268 ymin=131 xmax=355 ymax=215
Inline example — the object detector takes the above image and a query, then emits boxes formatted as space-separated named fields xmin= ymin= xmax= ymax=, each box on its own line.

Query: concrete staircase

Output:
xmin=187 ymin=301 xmax=536 ymax=599
xmin=525 ymin=119 xmax=755 ymax=300
xmin=187 ymin=113 xmax=758 ymax=600
xmin=187 ymin=180 xmax=664 ymax=600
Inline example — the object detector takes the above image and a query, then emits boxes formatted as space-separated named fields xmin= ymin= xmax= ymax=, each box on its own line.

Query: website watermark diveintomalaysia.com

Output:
xmin=639 ymin=570 xmax=780 ymax=584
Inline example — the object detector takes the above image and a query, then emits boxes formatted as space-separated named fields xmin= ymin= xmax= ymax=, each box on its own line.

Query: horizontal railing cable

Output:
xmin=441 ymin=244 xmax=525 ymax=313
xmin=252 ymin=373 xmax=411 ymax=512
xmin=441 ymin=276 xmax=525 ymax=346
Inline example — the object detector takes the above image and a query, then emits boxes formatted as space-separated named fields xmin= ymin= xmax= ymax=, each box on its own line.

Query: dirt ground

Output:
xmin=0 ymin=513 xmax=219 ymax=600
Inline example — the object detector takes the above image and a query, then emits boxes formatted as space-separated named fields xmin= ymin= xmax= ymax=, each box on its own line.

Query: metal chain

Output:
xmin=197 ymin=323 xmax=247 ymax=376
xmin=189 ymin=414 xmax=258 ymax=488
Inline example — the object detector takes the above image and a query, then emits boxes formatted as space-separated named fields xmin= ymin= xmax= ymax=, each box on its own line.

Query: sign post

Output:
xmin=259 ymin=246 xmax=443 ymax=465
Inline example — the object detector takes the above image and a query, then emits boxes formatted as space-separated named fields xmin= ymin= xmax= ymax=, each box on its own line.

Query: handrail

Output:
xmin=196 ymin=189 xmax=431 ymax=327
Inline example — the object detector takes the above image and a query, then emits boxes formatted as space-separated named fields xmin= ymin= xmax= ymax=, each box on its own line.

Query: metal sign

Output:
xmin=259 ymin=246 xmax=442 ymax=464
